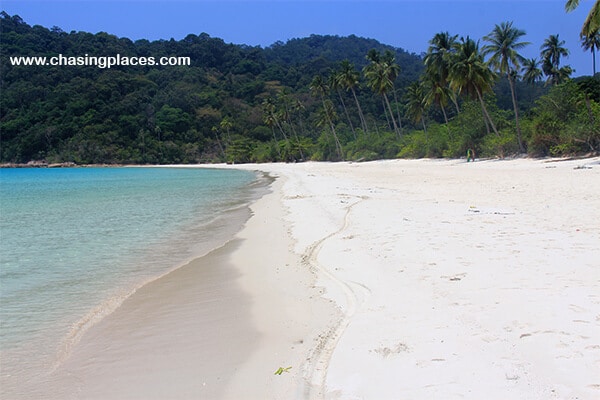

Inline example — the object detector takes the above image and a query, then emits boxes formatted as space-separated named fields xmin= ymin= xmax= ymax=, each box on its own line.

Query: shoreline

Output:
xmin=26 ymin=158 xmax=600 ymax=399
xmin=0 ymin=168 xmax=271 ymax=399
xmin=42 ymin=169 xmax=337 ymax=400
xmin=1 ymin=153 xmax=599 ymax=169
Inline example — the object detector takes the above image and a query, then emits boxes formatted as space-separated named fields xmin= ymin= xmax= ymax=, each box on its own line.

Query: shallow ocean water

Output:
xmin=0 ymin=167 xmax=262 ymax=391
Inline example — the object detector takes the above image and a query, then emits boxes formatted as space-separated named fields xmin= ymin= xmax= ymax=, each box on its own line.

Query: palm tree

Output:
xmin=381 ymin=50 xmax=404 ymax=133
xmin=310 ymin=75 xmax=343 ymax=159
xmin=277 ymin=89 xmax=305 ymax=160
xmin=405 ymin=80 xmax=429 ymax=134
xmin=219 ymin=116 xmax=233 ymax=143
xmin=405 ymin=80 xmax=431 ymax=155
xmin=541 ymin=34 xmax=572 ymax=85
xmin=424 ymin=31 xmax=460 ymax=113
xmin=364 ymin=49 xmax=401 ymax=136
xmin=565 ymin=0 xmax=600 ymax=37
xmin=337 ymin=60 xmax=369 ymax=134
xmin=449 ymin=36 xmax=499 ymax=137
xmin=329 ymin=70 xmax=356 ymax=139
xmin=483 ymin=21 xmax=530 ymax=152
xmin=262 ymin=96 xmax=289 ymax=158
xmin=424 ymin=72 xmax=454 ymax=134
xmin=211 ymin=125 xmax=226 ymax=158
xmin=521 ymin=58 xmax=543 ymax=85
xmin=581 ymin=29 xmax=600 ymax=75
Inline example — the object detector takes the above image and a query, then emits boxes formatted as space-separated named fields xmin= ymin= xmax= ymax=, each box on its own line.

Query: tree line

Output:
xmin=0 ymin=10 xmax=598 ymax=165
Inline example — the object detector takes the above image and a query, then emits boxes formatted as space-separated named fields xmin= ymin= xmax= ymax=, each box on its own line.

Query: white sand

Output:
xmin=48 ymin=157 xmax=600 ymax=399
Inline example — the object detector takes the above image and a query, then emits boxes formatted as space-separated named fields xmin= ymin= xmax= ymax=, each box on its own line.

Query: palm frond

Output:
xmin=565 ymin=0 xmax=580 ymax=12
xmin=581 ymin=0 xmax=600 ymax=37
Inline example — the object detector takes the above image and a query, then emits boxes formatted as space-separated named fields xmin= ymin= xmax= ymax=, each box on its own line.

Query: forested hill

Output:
xmin=264 ymin=35 xmax=423 ymax=86
xmin=2 ymin=12 xmax=598 ymax=165
xmin=0 ymin=12 xmax=423 ymax=164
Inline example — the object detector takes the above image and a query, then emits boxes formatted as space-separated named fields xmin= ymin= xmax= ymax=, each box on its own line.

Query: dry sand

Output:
xmin=48 ymin=157 xmax=599 ymax=399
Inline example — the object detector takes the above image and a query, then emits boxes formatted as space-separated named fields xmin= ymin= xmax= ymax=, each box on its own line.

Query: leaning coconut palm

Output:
xmin=424 ymin=71 xmax=454 ymax=134
xmin=381 ymin=50 xmax=403 ymax=133
xmin=276 ymin=89 xmax=305 ymax=160
xmin=581 ymin=29 xmax=600 ymax=75
xmin=262 ymin=97 xmax=289 ymax=145
xmin=364 ymin=49 xmax=401 ymax=136
xmin=405 ymin=80 xmax=431 ymax=154
xmin=329 ymin=70 xmax=356 ymax=139
xmin=262 ymin=97 xmax=287 ymax=159
xmin=337 ymin=60 xmax=369 ymax=134
xmin=565 ymin=0 xmax=600 ymax=37
xmin=424 ymin=31 xmax=460 ymax=113
xmin=405 ymin=80 xmax=429 ymax=134
xmin=449 ymin=36 xmax=499 ymax=137
xmin=310 ymin=75 xmax=343 ymax=159
xmin=483 ymin=21 xmax=530 ymax=152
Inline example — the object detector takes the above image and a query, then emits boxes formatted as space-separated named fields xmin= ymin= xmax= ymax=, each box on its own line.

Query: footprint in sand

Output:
xmin=372 ymin=342 xmax=410 ymax=358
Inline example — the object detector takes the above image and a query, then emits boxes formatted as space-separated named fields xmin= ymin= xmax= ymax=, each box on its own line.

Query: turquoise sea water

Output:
xmin=0 ymin=167 xmax=262 ymax=388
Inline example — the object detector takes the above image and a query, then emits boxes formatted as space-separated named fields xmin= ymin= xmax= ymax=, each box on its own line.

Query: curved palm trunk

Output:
xmin=273 ymin=116 xmax=294 ymax=159
xmin=392 ymin=89 xmax=403 ymax=134
xmin=448 ymin=90 xmax=460 ymax=114
xmin=213 ymin=129 xmax=225 ymax=158
xmin=382 ymin=98 xmax=391 ymax=131
xmin=421 ymin=117 xmax=428 ymax=156
xmin=337 ymin=89 xmax=356 ymax=139
xmin=351 ymin=87 xmax=369 ymax=135
xmin=476 ymin=88 xmax=499 ymax=137
xmin=441 ymin=104 xmax=452 ymax=137
xmin=383 ymin=93 xmax=400 ymax=136
xmin=283 ymin=104 xmax=305 ymax=160
xmin=321 ymin=97 xmax=343 ymax=160
xmin=329 ymin=120 xmax=343 ymax=160
xmin=508 ymin=74 xmax=525 ymax=152
xmin=270 ymin=126 xmax=282 ymax=158
xmin=274 ymin=117 xmax=289 ymax=142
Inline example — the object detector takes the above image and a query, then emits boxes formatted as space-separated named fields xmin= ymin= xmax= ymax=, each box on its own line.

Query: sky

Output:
xmin=1 ymin=0 xmax=595 ymax=77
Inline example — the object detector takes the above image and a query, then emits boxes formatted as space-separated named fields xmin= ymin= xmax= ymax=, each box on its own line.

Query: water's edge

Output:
xmin=0 ymin=168 xmax=274 ymax=399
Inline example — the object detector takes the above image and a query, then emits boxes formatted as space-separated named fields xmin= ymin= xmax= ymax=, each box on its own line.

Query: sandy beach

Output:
xmin=46 ymin=157 xmax=599 ymax=400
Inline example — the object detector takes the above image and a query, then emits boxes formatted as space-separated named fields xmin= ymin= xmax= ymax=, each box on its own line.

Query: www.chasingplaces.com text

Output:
xmin=9 ymin=54 xmax=191 ymax=69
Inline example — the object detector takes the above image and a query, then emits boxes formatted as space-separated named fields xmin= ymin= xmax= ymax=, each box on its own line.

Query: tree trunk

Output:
xmin=274 ymin=117 xmax=289 ymax=142
xmin=337 ymin=89 xmax=356 ymax=139
xmin=351 ymin=87 xmax=369 ymax=135
xmin=284 ymin=104 xmax=305 ymax=160
xmin=392 ymin=89 xmax=403 ymax=134
xmin=321 ymin=98 xmax=343 ymax=160
xmin=382 ymin=98 xmax=392 ymax=131
xmin=213 ymin=129 xmax=225 ymax=158
xmin=451 ymin=92 xmax=461 ymax=114
xmin=476 ymin=88 xmax=499 ymax=137
xmin=422 ymin=117 xmax=428 ymax=156
xmin=508 ymin=73 xmax=525 ymax=152
xmin=441 ymin=104 xmax=451 ymax=137
xmin=271 ymin=126 xmax=281 ymax=158
xmin=383 ymin=93 xmax=400 ymax=137
xmin=329 ymin=120 xmax=343 ymax=160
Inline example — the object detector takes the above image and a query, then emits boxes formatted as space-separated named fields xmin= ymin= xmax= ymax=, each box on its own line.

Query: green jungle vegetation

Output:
xmin=1 ymin=11 xmax=599 ymax=164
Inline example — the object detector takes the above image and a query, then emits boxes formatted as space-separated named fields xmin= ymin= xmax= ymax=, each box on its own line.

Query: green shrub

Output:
xmin=480 ymin=130 xmax=519 ymax=158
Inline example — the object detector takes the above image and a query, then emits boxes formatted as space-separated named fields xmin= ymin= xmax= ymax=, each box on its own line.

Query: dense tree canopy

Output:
xmin=1 ymin=12 xmax=598 ymax=165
